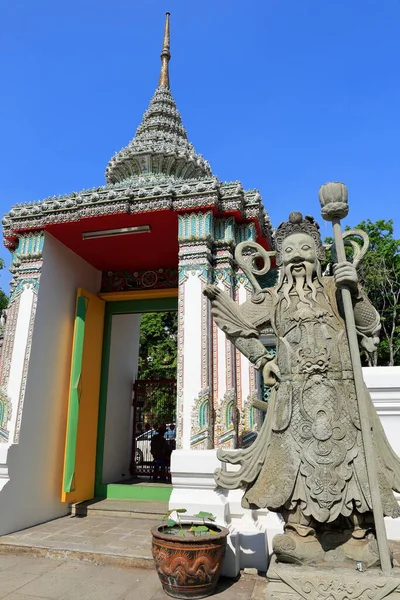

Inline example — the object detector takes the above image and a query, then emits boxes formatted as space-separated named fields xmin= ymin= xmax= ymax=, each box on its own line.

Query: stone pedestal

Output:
xmin=169 ymin=449 xmax=276 ymax=577
xmin=266 ymin=555 xmax=400 ymax=599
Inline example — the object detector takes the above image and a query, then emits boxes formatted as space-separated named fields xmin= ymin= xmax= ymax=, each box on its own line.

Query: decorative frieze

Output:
xmin=8 ymin=232 xmax=44 ymax=303
xmin=215 ymin=389 xmax=238 ymax=448
xmin=3 ymin=179 xmax=273 ymax=252
xmin=236 ymin=222 xmax=256 ymax=244
xmin=0 ymin=309 xmax=16 ymax=440
xmin=190 ymin=388 xmax=214 ymax=449
xmin=213 ymin=249 xmax=234 ymax=287
xmin=212 ymin=219 xmax=235 ymax=286
xmin=101 ymin=267 xmax=178 ymax=293
xmin=0 ymin=296 xmax=20 ymax=394
xmin=239 ymin=391 xmax=265 ymax=448
xmin=0 ymin=389 xmax=12 ymax=442
xmin=9 ymin=267 xmax=41 ymax=303
xmin=178 ymin=212 xmax=214 ymax=286
xmin=214 ymin=217 xmax=235 ymax=245
xmin=13 ymin=231 xmax=44 ymax=258
xmin=178 ymin=211 xmax=213 ymax=241
xmin=200 ymin=277 xmax=212 ymax=391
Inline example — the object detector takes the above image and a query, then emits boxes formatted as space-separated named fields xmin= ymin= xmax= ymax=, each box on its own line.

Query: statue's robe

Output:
xmin=210 ymin=277 xmax=400 ymax=523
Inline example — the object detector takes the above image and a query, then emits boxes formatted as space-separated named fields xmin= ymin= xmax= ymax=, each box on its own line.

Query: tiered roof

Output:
xmin=105 ymin=13 xmax=212 ymax=183
xmin=3 ymin=13 xmax=273 ymax=251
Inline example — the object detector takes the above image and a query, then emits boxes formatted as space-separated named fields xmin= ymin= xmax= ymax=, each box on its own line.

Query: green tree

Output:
xmin=325 ymin=219 xmax=400 ymax=366
xmin=0 ymin=259 xmax=8 ymax=313
xmin=137 ymin=312 xmax=178 ymax=380
xmin=353 ymin=220 xmax=400 ymax=366
xmin=136 ymin=311 xmax=178 ymax=423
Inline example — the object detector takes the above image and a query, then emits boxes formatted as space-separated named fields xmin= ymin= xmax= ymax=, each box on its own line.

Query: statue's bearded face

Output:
xmin=280 ymin=233 xmax=322 ymax=306
xmin=282 ymin=233 xmax=317 ymax=279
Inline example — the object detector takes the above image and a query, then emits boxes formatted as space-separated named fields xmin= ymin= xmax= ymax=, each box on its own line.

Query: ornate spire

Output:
xmin=105 ymin=13 xmax=212 ymax=184
xmin=158 ymin=12 xmax=170 ymax=88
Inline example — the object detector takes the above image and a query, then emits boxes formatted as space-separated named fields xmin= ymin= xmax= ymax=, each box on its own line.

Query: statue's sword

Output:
xmin=319 ymin=182 xmax=392 ymax=574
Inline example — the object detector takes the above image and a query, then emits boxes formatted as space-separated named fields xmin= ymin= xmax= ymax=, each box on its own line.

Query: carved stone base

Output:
xmin=266 ymin=555 xmax=400 ymax=599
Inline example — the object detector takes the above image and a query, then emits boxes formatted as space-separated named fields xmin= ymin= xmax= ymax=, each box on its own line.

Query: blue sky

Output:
xmin=1 ymin=0 xmax=399 ymax=291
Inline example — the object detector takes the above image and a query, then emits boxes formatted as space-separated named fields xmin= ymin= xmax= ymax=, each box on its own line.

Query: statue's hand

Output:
xmin=203 ymin=284 xmax=219 ymax=300
xmin=333 ymin=261 xmax=358 ymax=294
xmin=360 ymin=334 xmax=380 ymax=353
xmin=262 ymin=359 xmax=280 ymax=387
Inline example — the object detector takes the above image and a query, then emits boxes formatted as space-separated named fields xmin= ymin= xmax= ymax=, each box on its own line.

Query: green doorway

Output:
xmin=95 ymin=295 xmax=178 ymax=501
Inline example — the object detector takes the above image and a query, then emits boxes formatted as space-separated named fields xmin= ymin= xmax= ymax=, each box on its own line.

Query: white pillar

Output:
xmin=0 ymin=232 xmax=44 ymax=462
xmin=177 ymin=212 xmax=213 ymax=450
xmin=213 ymin=218 xmax=237 ymax=448
xmin=6 ymin=285 xmax=35 ymax=445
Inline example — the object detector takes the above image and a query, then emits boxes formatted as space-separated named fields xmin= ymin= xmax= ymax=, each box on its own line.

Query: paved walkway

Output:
xmin=0 ymin=554 xmax=266 ymax=600
xmin=0 ymin=514 xmax=157 ymax=568
xmin=1 ymin=512 xmax=400 ymax=599
xmin=0 ymin=500 xmax=173 ymax=569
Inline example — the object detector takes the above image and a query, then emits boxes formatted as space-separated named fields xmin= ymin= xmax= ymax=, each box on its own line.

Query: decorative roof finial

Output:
xmin=105 ymin=10 xmax=212 ymax=183
xmin=158 ymin=12 xmax=171 ymax=88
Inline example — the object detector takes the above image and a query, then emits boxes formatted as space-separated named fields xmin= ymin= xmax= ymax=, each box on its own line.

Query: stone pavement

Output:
xmin=1 ymin=511 xmax=400 ymax=599
xmin=0 ymin=514 xmax=157 ymax=568
xmin=0 ymin=554 xmax=266 ymax=600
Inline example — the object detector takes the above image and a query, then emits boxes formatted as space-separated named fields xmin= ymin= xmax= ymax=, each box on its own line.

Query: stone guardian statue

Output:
xmin=204 ymin=194 xmax=400 ymax=569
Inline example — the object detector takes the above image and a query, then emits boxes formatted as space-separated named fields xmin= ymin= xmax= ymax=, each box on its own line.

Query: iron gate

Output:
xmin=130 ymin=379 xmax=177 ymax=477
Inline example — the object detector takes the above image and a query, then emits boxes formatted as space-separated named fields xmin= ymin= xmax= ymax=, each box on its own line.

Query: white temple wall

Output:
xmin=0 ymin=234 xmax=100 ymax=535
xmin=363 ymin=367 xmax=400 ymax=456
xmin=363 ymin=367 xmax=400 ymax=541
xmin=170 ymin=365 xmax=400 ymax=576
xmin=102 ymin=313 xmax=141 ymax=484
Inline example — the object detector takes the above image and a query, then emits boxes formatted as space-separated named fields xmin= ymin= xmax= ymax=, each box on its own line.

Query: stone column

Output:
xmin=177 ymin=211 xmax=214 ymax=450
xmin=0 ymin=232 xmax=44 ymax=466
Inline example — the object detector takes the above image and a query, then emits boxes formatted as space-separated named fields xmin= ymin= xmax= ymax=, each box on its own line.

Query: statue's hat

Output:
xmin=274 ymin=212 xmax=325 ymax=266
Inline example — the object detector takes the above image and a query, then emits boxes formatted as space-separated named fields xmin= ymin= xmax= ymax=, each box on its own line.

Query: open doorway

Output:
xmin=131 ymin=312 xmax=178 ymax=481
xmin=94 ymin=295 xmax=178 ymax=501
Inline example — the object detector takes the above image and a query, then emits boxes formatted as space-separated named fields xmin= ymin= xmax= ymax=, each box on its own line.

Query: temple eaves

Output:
xmin=105 ymin=13 xmax=212 ymax=184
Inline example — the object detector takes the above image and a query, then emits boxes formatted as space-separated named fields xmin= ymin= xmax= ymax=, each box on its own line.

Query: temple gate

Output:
xmin=0 ymin=14 xmax=273 ymax=535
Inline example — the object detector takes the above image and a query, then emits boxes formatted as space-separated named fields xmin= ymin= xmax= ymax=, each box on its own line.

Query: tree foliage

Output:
xmin=0 ymin=291 xmax=7 ymax=312
xmin=137 ymin=311 xmax=178 ymax=380
xmin=325 ymin=219 xmax=400 ymax=366
xmin=352 ymin=220 xmax=400 ymax=366
xmin=0 ymin=259 xmax=8 ymax=313
xmin=136 ymin=311 xmax=178 ymax=424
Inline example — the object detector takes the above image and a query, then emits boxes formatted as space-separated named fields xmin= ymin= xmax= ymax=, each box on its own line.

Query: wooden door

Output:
xmin=61 ymin=289 xmax=105 ymax=503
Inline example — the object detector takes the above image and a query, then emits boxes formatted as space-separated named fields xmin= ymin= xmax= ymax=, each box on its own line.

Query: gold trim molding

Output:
xmin=99 ymin=288 xmax=178 ymax=302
